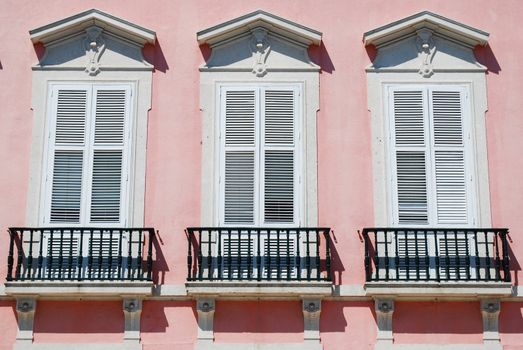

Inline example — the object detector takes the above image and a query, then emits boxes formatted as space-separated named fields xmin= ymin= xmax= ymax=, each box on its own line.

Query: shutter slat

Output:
xmin=396 ymin=151 xmax=428 ymax=224
xmin=50 ymin=151 xmax=84 ymax=223
xmin=224 ymin=152 xmax=255 ymax=224
xmin=222 ymin=235 xmax=254 ymax=279
xmin=265 ymin=90 xmax=294 ymax=145
xmin=264 ymin=150 xmax=294 ymax=223
xmin=393 ymin=91 xmax=425 ymax=146
xmin=432 ymin=90 xmax=468 ymax=225
xmin=225 ymin=91 xmax=255 ymax=145
xmin=90 ymin=151 xmax=123 ymax=223
xmin=94 ymin=90 xmax=126 ymax=144
xmin=55 ymin=90 xmax=87 ymax=144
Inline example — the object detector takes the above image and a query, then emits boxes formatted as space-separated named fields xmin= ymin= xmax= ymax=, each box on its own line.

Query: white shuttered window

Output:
xmin=388 ymin=86 xmax=474 ymax=227
xmin=220 ymin=85 xmax=301 ymax=226
xmin=43 ymin=84 xmax=132 ymax=226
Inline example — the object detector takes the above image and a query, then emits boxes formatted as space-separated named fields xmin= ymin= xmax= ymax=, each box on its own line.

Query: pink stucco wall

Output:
xmin=1 ymin=0 xmax=523 ymax=348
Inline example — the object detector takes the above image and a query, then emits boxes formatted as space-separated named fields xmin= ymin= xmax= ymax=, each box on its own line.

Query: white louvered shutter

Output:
xmin=45 ymin=84 xmax=131 ymax=226
xmin=89 ymin=87 xmax=129 ymax=224
xmin=222 ymin=89 xmax=257 ymax=224
xmin=390 ymin=86 xmax=473 ymax=227
xmin=391 ymin=89 xmax=429 ymax=225
xmin=437 ymin=232 xmax=469 ymax=279
xmin=262 ymin=89 xmax=296 ymax=224
xmin=430 ymin=89 xmax=470 ymax=225
xmin=49 ymin=88 xmax=90 ymax=223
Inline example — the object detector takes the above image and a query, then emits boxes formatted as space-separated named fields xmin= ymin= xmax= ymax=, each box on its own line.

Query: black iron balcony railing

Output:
xmin=362 ymin=228 xmax=510 ymax=282
xmin=186 ymin=227 xmax=332 ymax=282
xmin=7 ymin=227 xmax=155 ymax=282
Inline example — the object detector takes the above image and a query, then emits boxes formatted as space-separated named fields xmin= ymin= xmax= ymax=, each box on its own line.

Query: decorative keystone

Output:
xmin=416 ymin=28 xmax=436 ymax=78
xmin=196 ymin=298 xmax=216 ymax=343
xmin=302 ymin=298 xmax=321 ymax=343
xmin=375 ymin=299 xmax=394 ymax=345
xmin=250 ymin=28 xmax=271 ymax=77
xmin=15 ymin=297 xmax=37 ymax=343
xmin=84 ymin=26 xmax=106 ymax=76
xmin=123 ymin=298 xmax=143 ymax=343
xmin=481 ymin=299 xmax=501 ymax=347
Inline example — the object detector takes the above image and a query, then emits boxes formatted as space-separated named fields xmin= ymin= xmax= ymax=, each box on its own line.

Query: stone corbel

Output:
xmin=196 ymin=298 xmax=216 ymax=344
xmin=481 ymin=299 xmax=502 ymax=349
xmin=123 ymin=297 xmax=143 ymax=343
xmin=416 ymin=28 xmax=436 ymax=78
xmin=374 ymin=298 xmax=394 ymax=348
xmin=303 ymin=298 xmax=322 ymax=343
xmin=249 ymin=28 xmax=271 ymax=77
xmin=84 ymin=26 xmax=106 ymax=76
xmin=15 ymin=297 xmax=37 ymax=344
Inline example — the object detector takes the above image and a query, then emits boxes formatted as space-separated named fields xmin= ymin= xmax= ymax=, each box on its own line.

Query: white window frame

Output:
xmin=216 ymin=83 xmax=303 ymax=228
xmin=385 ymin=84 xmax=477 ymax=227
xmin=40 ymin=82 xmax=134 ymax=227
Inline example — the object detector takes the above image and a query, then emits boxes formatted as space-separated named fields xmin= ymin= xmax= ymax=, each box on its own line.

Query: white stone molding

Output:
xmin=30 ymin=8 xmax=155 ymax=46
xmin=197 ymin=10 xmax=321 ymax=47
xmin=30 ymin=9 xmax=155 ymax=72
xmin=374 ymin=298 xmax=394 ymax=347
xmin=363 ymin=11 xmax=489 ymax=48
xmin=302 ymin=298 xmax=322 ymax=343
xmin=480 ymin=299 xmax=502 ymax=348
xmin=123 ymin=297 xmax=143 ymax=343
xmin=15 ymin=297 xmax=37 ymax=344
xmin=196 ymin=298 xmax=216 ymax=344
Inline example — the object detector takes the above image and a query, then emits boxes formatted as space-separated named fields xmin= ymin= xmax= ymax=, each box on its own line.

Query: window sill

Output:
xmin=4 ymin=281 xmax=153 ymax=298
xmin=186 ymin=281 xmax=332 ymax=299
xmin=365 ymin=281 xmax=513 ymax=300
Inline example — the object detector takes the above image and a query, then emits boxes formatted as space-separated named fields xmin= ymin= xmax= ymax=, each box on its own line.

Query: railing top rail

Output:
xmin=187 ymin=227 xmax=331 ymax=233
xmin=361 ymin=227 xmax=509 ymax=234
xmin=9 ymin=227 xmax=156 ymax=233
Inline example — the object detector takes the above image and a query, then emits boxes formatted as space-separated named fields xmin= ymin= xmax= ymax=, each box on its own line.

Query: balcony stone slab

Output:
xmin=186 ymin=281 xmax=332 ymax=299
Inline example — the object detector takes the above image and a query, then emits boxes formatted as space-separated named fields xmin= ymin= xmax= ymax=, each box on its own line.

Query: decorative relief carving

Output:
xmin=416 ymin=28 xmax=436 ymax=78
xmin=84 ymin=27 xmax=106 ymax=76
xmin=249 ymin=28 xmax=271 ymax=77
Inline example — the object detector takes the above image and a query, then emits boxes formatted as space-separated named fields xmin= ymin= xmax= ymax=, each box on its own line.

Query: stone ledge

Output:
xmin=186 ymin=281 xmax=332 ymax=299
xmin=375 ymin=343 xmax=500 ymax=350
xmin=365 ymin=282 xmax=513 ymax=300
xmin=196 ymin=342 xmax=322 ymax=350
xmin=5 ymin=281 xmax=153 ymax=299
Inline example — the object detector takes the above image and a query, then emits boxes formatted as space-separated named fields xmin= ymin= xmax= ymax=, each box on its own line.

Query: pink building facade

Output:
xmin=1 ymin=1 xmax=522 ymax=349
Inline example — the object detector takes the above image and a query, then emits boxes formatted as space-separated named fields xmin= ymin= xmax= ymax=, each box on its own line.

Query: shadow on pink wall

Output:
xmin=393 ymin=302 xmax=483 ymax=344
xmin=475 ymin=44 xmax=501 ymax=75
xmin=143 ymin=38 xmax=169 ymax=73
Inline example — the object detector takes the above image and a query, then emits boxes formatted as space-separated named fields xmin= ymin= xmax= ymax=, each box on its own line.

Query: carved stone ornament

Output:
xmin=249 ymin=28 xmax=271 ymax=77
xmin=84 ymin=27 xmax=106 ymax=76
xmin=416 ymin=28 xmax=436 ymax=78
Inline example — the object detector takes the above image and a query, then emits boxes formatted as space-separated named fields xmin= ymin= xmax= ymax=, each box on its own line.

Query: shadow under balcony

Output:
xmin=362 ymin=227 xmax=513 ymax=299
xmin=185 ymin=227 xmax=333 ymax=298
xmin=5 ymin=227 xmax=155 ymax=298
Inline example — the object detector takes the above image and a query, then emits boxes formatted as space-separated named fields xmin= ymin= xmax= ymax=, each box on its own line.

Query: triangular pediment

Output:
xmin=363 ymin=11 xmax=490 ymax=75
xmin=30 ymin=9 xmax=156 ymax=73
xmin=197 ymin=10 xmax=322 ymax=75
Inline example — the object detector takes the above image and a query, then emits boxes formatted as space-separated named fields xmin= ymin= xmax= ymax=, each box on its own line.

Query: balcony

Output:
xmin=185 ymin=227 xmax=333 ymax=297
xmin=362 ymin=228 xmax=512 ymax=298
xmin=5 ymin=227 xmax=155 ymax=297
